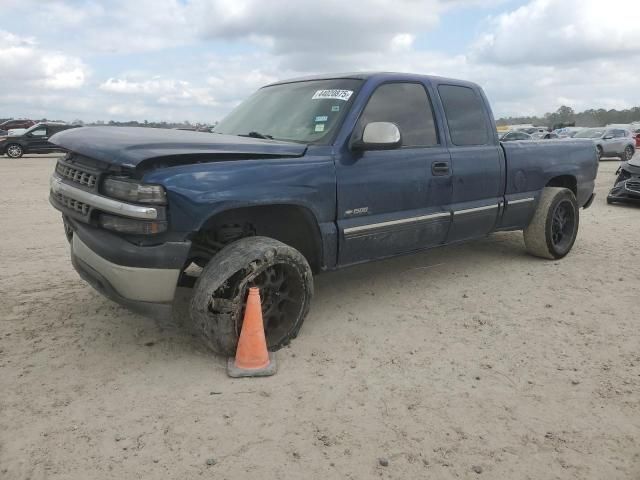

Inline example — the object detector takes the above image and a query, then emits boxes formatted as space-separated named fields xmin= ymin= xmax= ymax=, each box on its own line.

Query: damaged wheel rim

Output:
xmin=207 ymin=261 xmax=306 ymax=349
xmin=551 ymin=200 xmax=576 ymax=251
xmin=250 ymin=264 xmax=305 ymax=345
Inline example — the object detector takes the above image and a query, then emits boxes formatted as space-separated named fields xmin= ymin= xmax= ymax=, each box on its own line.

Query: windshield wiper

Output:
xmin=239 ymin=131 xmax=273 ymax=139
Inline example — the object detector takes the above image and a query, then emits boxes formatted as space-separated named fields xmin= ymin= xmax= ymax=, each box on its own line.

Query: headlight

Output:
xmin=99 ymin=213 xmax=167 ymax=234
xmin=102 ymin=177 xmax=166 ymax=204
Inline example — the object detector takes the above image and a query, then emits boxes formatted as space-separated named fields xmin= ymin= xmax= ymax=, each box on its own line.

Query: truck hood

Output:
xmin=50 ymin=126 xmax=308 ymax=168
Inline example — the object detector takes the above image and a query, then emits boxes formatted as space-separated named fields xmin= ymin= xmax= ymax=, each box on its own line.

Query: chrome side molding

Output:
xmin=508 ymin=197 xmax=535 ymax=205
xmin=344 ymin=211 xmax=450 ymax=235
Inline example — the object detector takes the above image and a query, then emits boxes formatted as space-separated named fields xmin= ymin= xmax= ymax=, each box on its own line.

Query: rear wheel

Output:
xmin=6 ymin=144 xmax=23 ymax=158
xmin=189 ymin=236 xmax=313 ymax=356
xmin=622 ymin=145 xmax=634 ymax=161
xmin=524 ymin=187 xmax=579 ymax=259
xmin=596 ymin=145 xmax=603 ymax=160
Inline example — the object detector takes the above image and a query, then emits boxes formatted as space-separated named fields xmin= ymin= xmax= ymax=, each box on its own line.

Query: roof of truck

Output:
xmin=265 ymin=72 xmax=479 ymax=89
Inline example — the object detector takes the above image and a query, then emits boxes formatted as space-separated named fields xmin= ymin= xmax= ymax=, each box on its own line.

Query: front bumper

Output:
xmin=607 ymin=179 xmax=640 ymax=204
xmin=68 ymin=221 xmax=191 ymax=312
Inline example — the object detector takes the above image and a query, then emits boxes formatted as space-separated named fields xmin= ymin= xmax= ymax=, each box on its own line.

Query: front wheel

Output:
xmin=189 ymin=236 xmax=313 ymax=356
xmin=524 ymin=187 xmax=579 ymax=260
xmin=596 ymin=145 xmax=603 ymax=161
xmin=6 ymin=144 xmax=23 ymax=158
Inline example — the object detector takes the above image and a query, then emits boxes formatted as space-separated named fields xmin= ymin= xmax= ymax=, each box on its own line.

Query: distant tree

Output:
xmin=497 ymin=105 xmax=640 ymax=128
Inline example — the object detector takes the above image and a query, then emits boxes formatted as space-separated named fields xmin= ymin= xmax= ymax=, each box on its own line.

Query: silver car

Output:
xmin=498 ymin=130 xmax=532 ymax=142
xmin=573 ymin=128 xmax=635 ymax=161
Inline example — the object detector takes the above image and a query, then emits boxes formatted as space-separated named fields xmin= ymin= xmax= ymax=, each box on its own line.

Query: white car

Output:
xmin=7 ymin=128 xmax=27 ymax=136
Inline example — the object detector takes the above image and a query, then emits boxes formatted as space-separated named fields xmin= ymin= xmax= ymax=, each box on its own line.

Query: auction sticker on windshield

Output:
xmin=312 ymin=89 xmax=353 ymax=101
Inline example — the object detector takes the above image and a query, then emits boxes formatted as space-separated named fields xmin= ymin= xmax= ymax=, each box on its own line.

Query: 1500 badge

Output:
xmin=344 ymin=207 xmax=369 ymax=216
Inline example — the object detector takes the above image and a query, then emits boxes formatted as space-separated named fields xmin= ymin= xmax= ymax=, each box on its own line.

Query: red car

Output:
xmin=0 ymin=119 xmax=35 ymax=131
xmin=634 ymin=129 xmax=640 ymax=148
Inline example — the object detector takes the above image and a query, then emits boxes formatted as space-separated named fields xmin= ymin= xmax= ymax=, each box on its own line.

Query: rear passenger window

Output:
xmin=357 ymin=83 xmax=438 ymax=147
xmin=438 ymin=85 xmax=489 ymax=146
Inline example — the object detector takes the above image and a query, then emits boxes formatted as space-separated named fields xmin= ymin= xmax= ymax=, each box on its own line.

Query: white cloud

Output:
xmin=187 ymin=0 xmax=444 ymax=57
xmin=473 ymin=0 xmax=640 ymax=65
xmin=41 ymin=54 xmax=86 ymax=89
xmin=390 ymin=34 xmax=415 ymax=52
xmin=0 ymin=30 xmax=87 ymax=90
xmin=100 ymin=77 xmax=217 ymax=107
xmin=1 ymin=0 xmax=640 ymax=123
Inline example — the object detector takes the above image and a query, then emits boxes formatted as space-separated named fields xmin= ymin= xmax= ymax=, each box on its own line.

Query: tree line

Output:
xmin=496 ymin=106 xmax=640 ymax=129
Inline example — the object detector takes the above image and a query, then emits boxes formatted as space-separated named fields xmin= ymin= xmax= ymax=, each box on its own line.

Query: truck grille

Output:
xmin=55 ymin=162 xmax=97 ymax=188
xmin=54 ymin=192 xmax=90 ymax=216
xmin=626 ymin=180 xmax=640 ymax=193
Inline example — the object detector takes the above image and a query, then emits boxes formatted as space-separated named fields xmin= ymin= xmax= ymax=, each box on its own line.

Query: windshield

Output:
xmin=214 ymin=79 xmax=362 ymax=144
xmin=574 ymin=128 xmax=604 ymax=139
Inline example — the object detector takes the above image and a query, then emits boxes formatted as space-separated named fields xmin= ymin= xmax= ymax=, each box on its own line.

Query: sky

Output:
xmin=1 ymin=0 xmax=639 ymax=123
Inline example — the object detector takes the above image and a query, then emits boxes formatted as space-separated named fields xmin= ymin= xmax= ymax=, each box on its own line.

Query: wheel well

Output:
xmin=546 ymin=175 xmax=577 ymax=195
xmin=191 ymin=205 xmax=323 ymax=272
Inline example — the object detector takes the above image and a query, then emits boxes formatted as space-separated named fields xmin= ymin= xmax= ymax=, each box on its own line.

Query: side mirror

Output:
xmin=603 ymin=135 xmax=613 ymax=140
xmin=350 ymin=122 xmax=401 ymax=151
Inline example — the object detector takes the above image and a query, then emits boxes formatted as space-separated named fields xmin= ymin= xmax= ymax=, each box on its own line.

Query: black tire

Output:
xmin=189 ymin=236 xmax=313 ymax=356
xmin=6 ymin=144 xmax=23 ymax=158
xmin=596 ymin=145 xmax=603 ymax=161
xmin=622 ymin=145 xmax=634 ymax=162
xmin=524 ymin=187 xmax=579 ymax=260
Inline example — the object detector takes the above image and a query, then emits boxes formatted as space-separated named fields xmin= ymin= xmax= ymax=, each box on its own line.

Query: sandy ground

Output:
xmin=1 ymin=153 xmax=639 ymax=480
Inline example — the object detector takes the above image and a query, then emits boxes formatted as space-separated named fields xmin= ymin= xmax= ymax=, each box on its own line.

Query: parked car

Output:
xmin=0 ymin=119 xmax=35 ymax=131
xmin=573 ymin=127 xmax=635 ymax=160
xmin=499 ymin=130 xmax=532 ymax=141
xmin=1 ymin=122 xmax=77 ymax=158
xmin=516 ymin=126 xmax=548 ymax=135
xmin=554 ymin=127 xmax=584 ymax=138
xmin=532 ymin=132 xmax=560 ymax=140
xmin=607 ymin=155 xmax=640 ymax=204
xmin=633 ymin=128 xmax=640 ymax=148
xmin=49 ymin=72 xmax=598 ymax=355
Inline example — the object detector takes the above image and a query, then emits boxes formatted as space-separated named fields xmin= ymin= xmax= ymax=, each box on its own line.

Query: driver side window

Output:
xmin=356 ymin=82 xmax=439 ymax=147
xmin=30 ymin=128 xmax=47 ymax=137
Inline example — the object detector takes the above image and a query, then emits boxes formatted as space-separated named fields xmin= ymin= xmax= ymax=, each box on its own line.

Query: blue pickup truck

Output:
xmin=50 ymin=72 xmax=598 ymax=355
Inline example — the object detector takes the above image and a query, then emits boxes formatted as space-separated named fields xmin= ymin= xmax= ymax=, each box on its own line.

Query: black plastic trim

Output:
xmin=582 ymin=193 xmax=596 ymax=209
xmin=69 ymin=218 xmax=191 ymax=269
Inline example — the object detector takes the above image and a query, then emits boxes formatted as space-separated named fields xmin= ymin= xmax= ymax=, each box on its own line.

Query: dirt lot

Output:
xmin=1 ymin=154 xmax=639 ymax=480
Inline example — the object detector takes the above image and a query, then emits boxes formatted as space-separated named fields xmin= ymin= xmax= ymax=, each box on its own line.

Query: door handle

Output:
xmin=432 ymin=161 xmax=450 ymax=176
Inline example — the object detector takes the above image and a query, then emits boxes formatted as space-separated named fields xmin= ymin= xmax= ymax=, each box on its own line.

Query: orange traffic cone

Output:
xmin=227 ymin=287 xmax=277 ymax=378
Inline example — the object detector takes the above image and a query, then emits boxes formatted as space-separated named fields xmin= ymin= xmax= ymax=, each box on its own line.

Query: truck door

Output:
xmin=25 ymin=126 xmax=50 ymax=152
xmin=335 ymin=81 xmax=452 ymax=265
xmin=436 ymin=84 xmax=504 ymax=243
xmin=611 ymin=129 xmax=628 ymax=154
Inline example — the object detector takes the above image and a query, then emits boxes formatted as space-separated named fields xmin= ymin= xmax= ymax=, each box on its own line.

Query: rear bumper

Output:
xmin=68 ymin=221 xmax=191 ymax=311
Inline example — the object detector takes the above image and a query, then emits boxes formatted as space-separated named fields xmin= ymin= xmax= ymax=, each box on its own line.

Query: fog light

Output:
xmin=99 ymin=214 xmax=167 ymax=234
